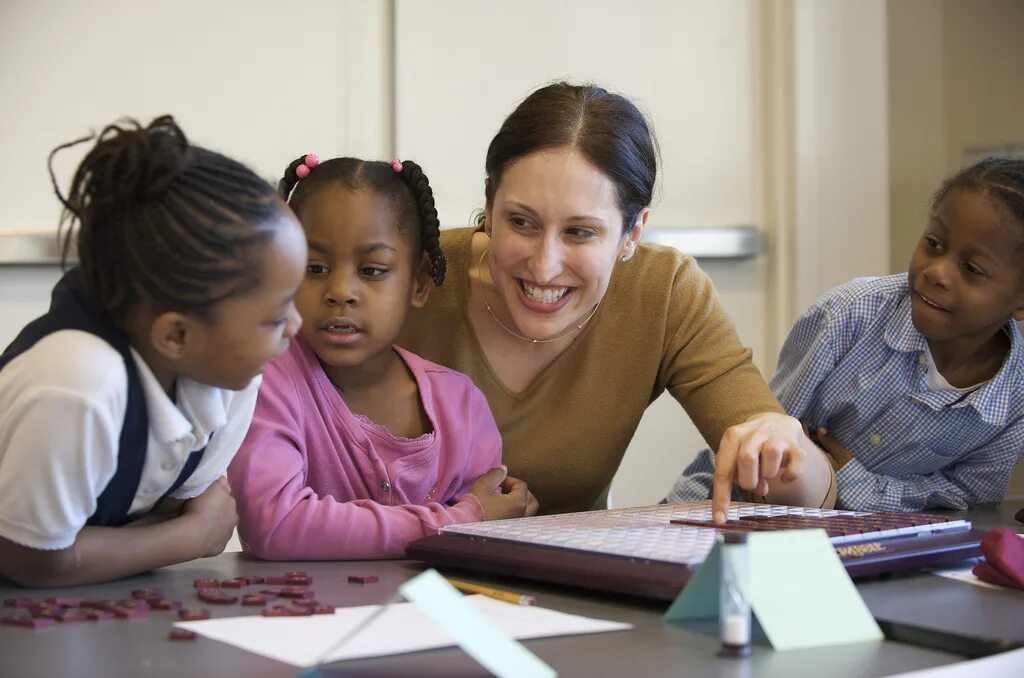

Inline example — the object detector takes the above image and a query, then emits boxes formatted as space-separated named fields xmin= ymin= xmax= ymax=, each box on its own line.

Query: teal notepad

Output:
xmin=664 ymin=529 xmax=882 ymax=650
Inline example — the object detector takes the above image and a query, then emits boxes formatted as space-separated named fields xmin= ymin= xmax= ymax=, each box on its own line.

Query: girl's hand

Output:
xmin=470 ymin=466 xmax=540 ymax=520
xmin=182 ymin=477 xmax=238 ymax=557
xmin=712 ymin=413 xmax=807 ymax=523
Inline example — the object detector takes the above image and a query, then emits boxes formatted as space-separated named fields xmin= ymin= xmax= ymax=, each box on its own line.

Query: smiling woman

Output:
xmin=477 ymin=148 xmax=632 ymax=350
xmin=397 ymin=82 xmax=836 ymax=520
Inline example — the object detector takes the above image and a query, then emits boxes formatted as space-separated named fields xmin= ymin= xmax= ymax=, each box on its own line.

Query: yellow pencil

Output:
xmin=445 ymin=578 xmax=537 ymax=606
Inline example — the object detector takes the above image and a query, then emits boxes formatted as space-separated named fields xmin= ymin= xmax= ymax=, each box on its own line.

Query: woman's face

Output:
xmin=483 ymin=147 xmax=645 ymax=342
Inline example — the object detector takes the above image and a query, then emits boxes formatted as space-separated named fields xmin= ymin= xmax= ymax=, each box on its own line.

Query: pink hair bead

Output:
xmin=391 ymin=158 xmax=403 ymax=173
xmin=295 ymin=164 xmax=310 ymax=179
xmin=304 ymin=153 xmax=320 ymax=168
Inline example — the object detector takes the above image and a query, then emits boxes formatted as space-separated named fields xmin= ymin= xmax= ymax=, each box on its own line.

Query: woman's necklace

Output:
xmin=477 ymin=248 xmax=601 ymax=344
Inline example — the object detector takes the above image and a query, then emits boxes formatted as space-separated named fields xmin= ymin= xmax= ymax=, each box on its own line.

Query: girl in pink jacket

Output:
xmin=229 ymin=155 xmax=538 ymax=560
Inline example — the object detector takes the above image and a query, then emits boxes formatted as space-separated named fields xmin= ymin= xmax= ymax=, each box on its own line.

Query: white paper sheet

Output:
xmin=884 ymin=646 xmax=1024 ymax=678
xmin=930 ymin=555 xmax=1024 ymax=596
xmin=175 ymin=595 xmax=632 ymax=668
xmin=930 ymin=560 xmax=1004 ymax=592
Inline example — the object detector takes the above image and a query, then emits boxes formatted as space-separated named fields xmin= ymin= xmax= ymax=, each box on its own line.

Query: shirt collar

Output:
xmin=967 ymin=321 xmax=1024 ymax=425
xmin=130 ymin=348 xmax=228 ymax=447
xmin=882 ymin=293 xmax=927 ymax=354
xmin=882 ymin=293 xmax=1023 ymax=425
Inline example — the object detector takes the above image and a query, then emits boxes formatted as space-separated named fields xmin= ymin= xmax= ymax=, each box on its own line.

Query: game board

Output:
xmin=406 ymin=502 xmax=984 ymax=600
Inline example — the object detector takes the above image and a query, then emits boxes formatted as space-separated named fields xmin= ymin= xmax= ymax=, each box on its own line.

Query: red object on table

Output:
xmin=972 ymin=527 xmax=1024 ymax=590
xmin=2 ymin=615 xmax=56 ymax=629
xmin=178 ymin=608 xmax=210 ymax=621
xmin=169 ymin=629 xmax=198 ymax=641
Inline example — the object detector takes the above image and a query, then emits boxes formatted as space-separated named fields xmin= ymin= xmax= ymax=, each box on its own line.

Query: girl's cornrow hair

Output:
xmin=932 ymin=157 xmax=1024 ymax=232
xmin=49 ymin=115 xmax=282 ymax=326
xmin=281 ymin=155 xmax=446 ymax=286
xmin=395 ymin=160 xmax=445 ymax=286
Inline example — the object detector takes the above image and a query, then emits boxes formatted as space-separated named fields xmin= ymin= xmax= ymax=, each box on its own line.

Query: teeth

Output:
xmin=521 ymin=282 xmax=569 ymax=304
xmin=328 ymin=325 xmax=357 ymax=333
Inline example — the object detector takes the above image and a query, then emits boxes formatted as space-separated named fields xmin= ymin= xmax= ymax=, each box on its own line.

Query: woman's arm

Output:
xmin=660 ymin=257 xmax=833 ymax=521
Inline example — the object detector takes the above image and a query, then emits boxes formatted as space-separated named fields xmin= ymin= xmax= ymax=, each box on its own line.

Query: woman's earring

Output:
xmin=620 ymin=255 xmax=629 ymax=262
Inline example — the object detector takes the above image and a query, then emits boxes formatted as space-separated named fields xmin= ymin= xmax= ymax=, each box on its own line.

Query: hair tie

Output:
xmin=295 ymin=152 xmax=320 ymax=180
xmin=391 ymin=157 xmax=403 ymax=173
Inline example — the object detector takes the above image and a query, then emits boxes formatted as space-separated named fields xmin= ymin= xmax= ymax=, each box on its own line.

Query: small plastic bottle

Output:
xmin=718 ymin=531 xmax=752 ymax=658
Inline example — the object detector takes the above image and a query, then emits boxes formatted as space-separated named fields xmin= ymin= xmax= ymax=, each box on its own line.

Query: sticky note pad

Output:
xmin=399 ymin=569 xmax=556 ymax=678
xmin=664 ymin=529 xmax=882 ymax=650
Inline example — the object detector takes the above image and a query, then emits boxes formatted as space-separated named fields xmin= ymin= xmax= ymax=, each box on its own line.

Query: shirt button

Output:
xmin=161 ymin=460 xmax=175 ymax=471
xmin=869 ymin=434 xmax=882 ymax=446
xmin=145 ymin=484 xmax=160 ymax=494
xmin=380 ymin=481 xmax=391 ymax=493
xmin=919 ymin=354 xmax=927 ymax=365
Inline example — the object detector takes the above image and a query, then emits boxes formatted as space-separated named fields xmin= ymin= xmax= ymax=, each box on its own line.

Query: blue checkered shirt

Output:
xmin=666 ymin=274 xmax=1024 ymax=511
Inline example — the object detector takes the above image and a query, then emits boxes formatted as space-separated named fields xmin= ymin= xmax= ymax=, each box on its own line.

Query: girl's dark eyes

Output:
xmin=921 ymin=237 xmax=988 ymax=277
xmin=307 ymin=263 xmax=390 ymax=277
xmin=963 ymin=262 xmax=986 ymax=277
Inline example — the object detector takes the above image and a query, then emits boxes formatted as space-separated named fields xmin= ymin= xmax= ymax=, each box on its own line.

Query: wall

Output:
xmin=888 ymin=0 xmax=1024 ymax=271
xmin=0 ymin=0 xmax=392 ymax=344
xmin=792 ymin=0 xmax=890 ymax=316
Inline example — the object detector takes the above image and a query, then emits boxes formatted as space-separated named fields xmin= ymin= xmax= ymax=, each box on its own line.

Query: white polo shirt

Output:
xmin=0 ymin=329 xmax=259 ymax=550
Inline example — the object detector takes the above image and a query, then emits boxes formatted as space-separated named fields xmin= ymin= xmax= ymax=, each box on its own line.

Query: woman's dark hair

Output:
xmin=278 ymin=157 xmax=445 ymax=286
xmin=932 ymin=157 xmax=1024 ymax=236
xmin=482 ymin=81 xmax=659 ymax=234
xmin=50 ymin=115 xmax=283 ymax=326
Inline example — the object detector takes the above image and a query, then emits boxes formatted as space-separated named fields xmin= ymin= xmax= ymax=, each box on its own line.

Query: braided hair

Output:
xmin=278 ymin=156 xmax=446 ymax=286
xmin=49 ymin=115 xmax=284 ymax=326
xmin=932 ymin=157 xmax=1024 ymax=247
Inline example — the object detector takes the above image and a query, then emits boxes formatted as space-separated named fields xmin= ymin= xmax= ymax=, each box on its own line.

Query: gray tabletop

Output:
xmin=3 ymin=501 xmax=1023 ymax=678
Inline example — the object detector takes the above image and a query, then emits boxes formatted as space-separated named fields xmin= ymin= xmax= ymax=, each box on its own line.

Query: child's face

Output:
xmin=908 ymin=188 xmax=1024 ymax=344
xmin=295 ymin=186 xmax=429 ymax=372
xmin=177 ymin=211 xmax=306 ymax=390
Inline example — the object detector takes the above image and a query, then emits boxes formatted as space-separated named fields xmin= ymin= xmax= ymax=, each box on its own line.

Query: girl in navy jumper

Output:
xmin=0 ymin=116 xmax=305 ymax=586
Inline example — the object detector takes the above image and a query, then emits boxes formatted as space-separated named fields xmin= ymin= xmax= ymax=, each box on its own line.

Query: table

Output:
xmin=2 ymin=501 xmax=1022 ymax=678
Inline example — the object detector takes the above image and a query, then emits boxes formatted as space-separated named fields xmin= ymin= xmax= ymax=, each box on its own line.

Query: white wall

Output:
xmin=0 ymin=0 xmax=392 ymax=344
xmin=792 ymin=0 xmax=890 ymax=316
xmin=888 ymin=0 xmax=1024 ymax=270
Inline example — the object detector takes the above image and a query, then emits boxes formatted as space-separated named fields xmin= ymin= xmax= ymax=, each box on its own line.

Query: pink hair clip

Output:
xmin=295 ymin=153 xmax=320 ymax=180
xmin=390 ymin=157 xmax=403 ymax=173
